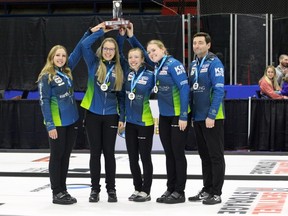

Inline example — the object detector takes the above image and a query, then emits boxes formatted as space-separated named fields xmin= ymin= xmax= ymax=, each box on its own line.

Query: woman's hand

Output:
xmin=126 ymin=22 xmax=134 ymax=38
xmin=118 ymin=121 xmax=124 ymax=129
xmin=48 ymin=129 xmax=58 ymax=140
xmin=119 ymin=27 xmax=126 ymax=36
xmin=205 ymin=117 xmax=215 ymax=128
xmin=179 ymin=120 xmax=187 ymax=131
xmin=90 ymin=22 xmax=105 ymax=33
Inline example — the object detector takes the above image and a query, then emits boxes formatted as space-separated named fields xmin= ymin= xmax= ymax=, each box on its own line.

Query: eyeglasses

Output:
xmin=103 ymin=47 xmax=116 ymax=52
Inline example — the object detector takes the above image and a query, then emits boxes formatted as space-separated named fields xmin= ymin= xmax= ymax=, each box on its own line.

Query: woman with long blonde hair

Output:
xmin=37 ymin=28 xmax=91 ymax=205
xmin=259 ymin=65 xmax=287 ymax=99
xmin=80 ymin=22 xmax=124 ymax=203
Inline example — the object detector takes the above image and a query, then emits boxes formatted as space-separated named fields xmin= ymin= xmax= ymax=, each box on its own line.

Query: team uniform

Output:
xmin=189 ymin=52 xmax=225 ymax=199
xmin=81 ymin=29 xmax=124 ymax=197
xmin=128 ymin=35 xmax=190 ymax=201
xmin=116 ymin=34 xmax=155 ymax=200
xmin=38 ymin=30 xmax=90 ymax=200
xmin=124 ymin=66 xmax=155 ymax=198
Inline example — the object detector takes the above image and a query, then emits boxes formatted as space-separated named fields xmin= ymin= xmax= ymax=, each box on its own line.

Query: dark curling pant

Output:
xmin=85 ymin=111 xmax=119 ymax=192
xmin=159 ymin=115 xmax=189 ymax=194
xmin=125 ymin=122 xmax=154 ymax=195
xmin=49 ymin=123 xmax=77 ymax=195
xmin=193 ymin=120 xmax=225 ymax=196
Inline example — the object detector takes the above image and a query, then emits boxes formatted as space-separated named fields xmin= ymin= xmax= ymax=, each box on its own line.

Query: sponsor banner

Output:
xmin=250 ymin=160 xmax=288 ymax=175
xmin=218 ymin=187 xmax=288 ymax=215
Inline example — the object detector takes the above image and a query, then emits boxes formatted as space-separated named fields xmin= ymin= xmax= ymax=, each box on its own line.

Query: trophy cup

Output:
xmin=105 ymin=0 xmax=129 ymax=29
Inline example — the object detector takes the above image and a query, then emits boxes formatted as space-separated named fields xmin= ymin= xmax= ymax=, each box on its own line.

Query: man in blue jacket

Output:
xmin=188 ymin=32 xmax=225 ymax=205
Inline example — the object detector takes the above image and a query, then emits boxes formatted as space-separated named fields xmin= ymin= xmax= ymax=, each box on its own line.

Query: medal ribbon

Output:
xmin=194 ymin=55 xmax=207 ymax=84
xmin=56 ymin=70 xmax=72 ymax=87
xmin=104 ymin=65 xmax=115 ymax=84
xmin=130 ymin=69 xmax=145 ymax=93
xmin=154 ymin=55 xmax=168 ymax=87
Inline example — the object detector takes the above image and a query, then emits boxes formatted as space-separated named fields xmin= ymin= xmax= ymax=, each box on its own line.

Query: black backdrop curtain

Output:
xmin=0 ymin=15 xmax=182 ymax=91
xmin=2 ymin=99 xmax=287 ymax=151
xmin=249 ymin=99 xmax=288 ymax=151
xmin=224 ymin=99 xmax=249 ymax=150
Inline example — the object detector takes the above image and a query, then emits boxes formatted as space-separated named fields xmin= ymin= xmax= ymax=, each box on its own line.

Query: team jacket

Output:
xmin=189 ymin=52 xmax=225 ymax=121
xmin=80 ymin=29 xmax=125 ymax=121
xmin=117 ymin=34 xmax=154 ymax=126
xmin=124 ymin=66 xmax=154 ymax=126
xmin=127 ymin=36 xmax=190 ymax=121
xmin=38 ymin=31 xmax=90 ymax=131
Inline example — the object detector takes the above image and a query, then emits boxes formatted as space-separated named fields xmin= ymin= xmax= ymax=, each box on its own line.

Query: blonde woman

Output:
xmin=126 ymin=23 xmax=190 ymax=204
xmin=37 ymin=29 xmax=91 ymax=205
xmin=80 ymin=23 xmax=125 ymax=203
xmin=259 ymin=65 xmax=288 ymax=99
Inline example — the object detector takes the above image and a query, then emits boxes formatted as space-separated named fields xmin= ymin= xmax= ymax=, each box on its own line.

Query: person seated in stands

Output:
xmin=280 ymin=74 xmax=288 ymax=96
xmin=275 ymin=54 xmax=288 ymax=86
xmin=259 ymin=65 xmax=288 ymax=99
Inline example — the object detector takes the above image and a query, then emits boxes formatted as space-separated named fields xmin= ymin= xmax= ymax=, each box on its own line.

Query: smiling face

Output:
xmin=147 ymin=41 xmax=166 ymax=63
xmin=266 ymin=67 xmax=276 ymax=79
xmin=102 ymin=41 xmax=116 ymax=61
xmin=53 ymin=48 xmax=67 ymax=68
xmin=128 ymin=49 xmax=144 ymax=71
xmin=193 ymin=36 xmax=211 ymax=58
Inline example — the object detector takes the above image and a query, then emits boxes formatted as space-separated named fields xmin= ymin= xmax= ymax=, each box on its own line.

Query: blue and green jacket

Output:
xmin=189 ymin=52 xmax=225 ymax=121
xmin=127 ymin=35 xmax=190 ymax=121
xmin=38 ymin=31 xmax=90 ymax=131
xmin=80 ymin=29 xmax=125 ymax=121
xmin=117 ymin=34 xmax=154 ymax=126
xmin=124 ymin=66 xmax=154 ymax=126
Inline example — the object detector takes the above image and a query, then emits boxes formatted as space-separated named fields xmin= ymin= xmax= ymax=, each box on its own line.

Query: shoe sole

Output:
xmin=108 ymin=198 xmax=118 ymax=203
xmin=188 ymin=198 xmax=203 ymax=202
xmin=133 ymin=197 xmax=151 ymax=202
xmin=202 ymin=201 xmax=221 ymax=205
xmin=53 ymin=200 xmax=74 ymax=205
xmin=163 ymin=199 xmax=185 ymax=204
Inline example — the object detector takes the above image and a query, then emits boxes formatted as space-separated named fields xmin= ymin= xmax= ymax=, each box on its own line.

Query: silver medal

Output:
xmin=153 ymin=86 xmax=158 ymax=93
xmin=128 ymin=92 xmax=135 ymax=100
xmin=100 ymin=83 xmax=108 ymax=91
xmin=193 ymin=82 xmax=199 ymax=90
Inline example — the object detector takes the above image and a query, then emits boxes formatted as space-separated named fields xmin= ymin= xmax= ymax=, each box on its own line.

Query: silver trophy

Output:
xmin=105 ymin=0 xmax=129 ymax=29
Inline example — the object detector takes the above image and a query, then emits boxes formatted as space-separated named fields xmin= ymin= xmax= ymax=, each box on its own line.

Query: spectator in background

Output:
xmin=37 ymin=29 xmax=91 ymax=205
xmin=276 ymin=54 xmax=288 ymax=86
xmin=259 ymin=65 xmax=288 ymax=99
xmin=280 ymin=74 xmax=288 ymax=96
